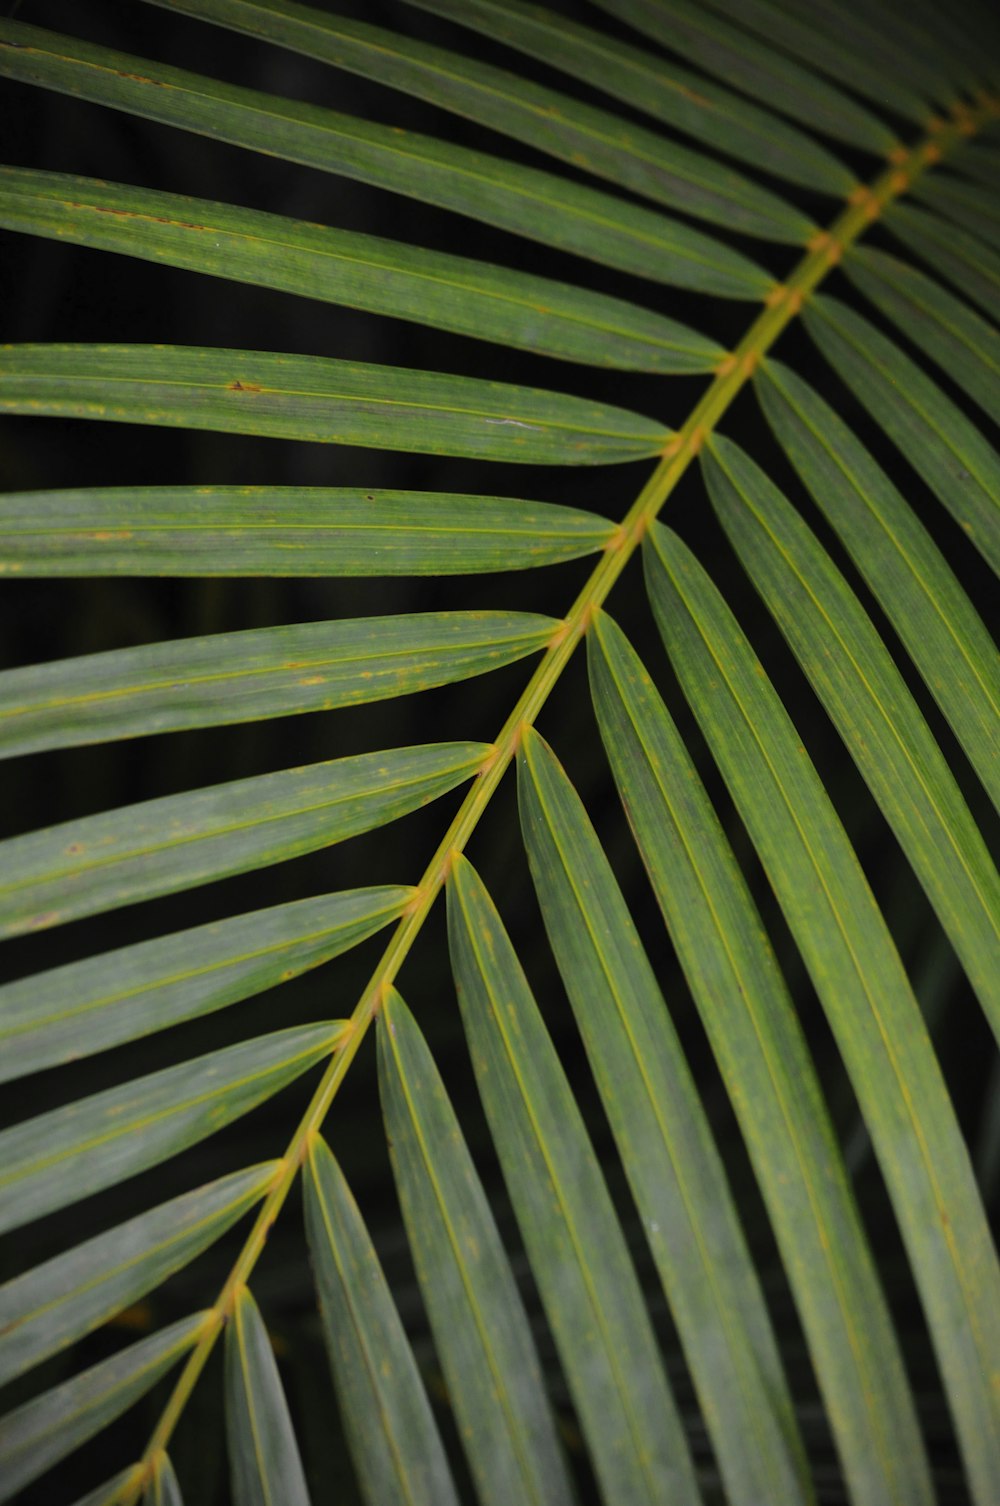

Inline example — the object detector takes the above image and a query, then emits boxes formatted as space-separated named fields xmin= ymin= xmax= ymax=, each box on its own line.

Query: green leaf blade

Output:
xmin=71 ymin=1467 xmax=145 ymax=1506
xmin=0 ymin=344 xmax=670 ymax=466
xmin=805 ymin=294 xmax=1000 ymax=575
xmin=756 ymin=359 xmax=1000 ymax=813
xmin=0 ymin=487 xmax=617 ymax=578
xmin=643 ymin=523 xmax=1000 ymax=1506
xmin=885 ymin=200 xmax=1000 ymax=325
xmin=141 ymin=0 xmax=815 ymax=243
xmin=145 ymin=1454 xmax=185 ymax=1506
xmin=0 ymin=167 xmax=723 ymax=374
xmin=0 ymin=886 xmax=412 ymax=1083
xmin=911 ymin=170 xmax=1000 ymax=251
xmin=703 ymin=435 xmax=1000 ymax=1039
xmin=377 ymin=988 xmax=574 ymax=1506
xmin=0 ymin=1022 xmax=344 ymax=1235
xmin=0 ymin=20 xmax=771 ymax=296
xmin=589 ymin=0 xmax=898 ymax=152
xmin=517 ymin=725 xmax=811 ymax=1506
xmin=0 ymin=611 xmax=557 ymax=759
xmin=689 ymin=0 xmax=940 ymax=121
xmin=0 ymin=1313 xmax=208 ymax=1505
xmin=844 ymin=245 xmax=1000 ymax=425
xmin=587 ymin=612 xmax=933 ymax=1506
xmin=0 ymin=1164 xmax=277 ymax=1387
xmin=447 ymin=853 xmax=700 ymax=1506
xmin=225 ymin=1285 xmax=311 ymax=1506
xmin=0 ymin=741 xmax=488 ymax=938
xmin=402 ymin=0 xmax=856 ymax=194
xmin=304 ymin=1135 xmax=461 ymax=1506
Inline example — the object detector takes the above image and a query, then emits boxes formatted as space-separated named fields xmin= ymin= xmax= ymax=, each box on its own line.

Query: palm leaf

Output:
xmin=1 ymin=3 xmax=997 ymax=1504
xmin=377 ymin=987 xmax=574 ymax=1506
xmin=304 ymin=1136 xmax=461 ymax=1506
xmin=224 ymin=1285 xmax=311 ymax=1506
xmin=0 ymin=488 xmax=616 ymax=577
xmin=0 ymin=168 xmax=719 ymax=372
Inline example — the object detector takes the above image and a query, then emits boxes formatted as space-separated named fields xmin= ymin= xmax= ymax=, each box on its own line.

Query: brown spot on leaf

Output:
xmin=230 ymin=380 xmax=262 ymax=393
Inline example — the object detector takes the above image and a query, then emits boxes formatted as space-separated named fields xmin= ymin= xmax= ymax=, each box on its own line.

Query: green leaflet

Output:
xmin=0 ymin=167 xmax=722 ymax=374
xmin=71 ymin=1468 xmax=145 ymax=1506
xmin=844 ymin=245 xmax=1000 ymax=424
xmin=447 ymin=854 xmax=699 ymax=1506
xmin=0 ymin=487 xmax=616 ymax=577
xmin=0 ymin=1164 xmax=277 ymax=1386
xmin=0 ymin=741 xmax=488 ymax=938
xmin=401 ymin=0 xmax=854 ymax=194
xmin=643 ymin=523 xmax=1000 ymax=1506
xmin=952 ymin=141 xmax=1000 ymax=189
xmin=377 ymin=989 xmax=574 ymax=1506
xmin=0 ymin=611 xmax=557 ymax=758
xmin=304 ymin=1136 xmax=460 ymax=1506
xmin=703 ymin=435 xmax=1000 ymax=1040
xmin=140 ymin=0 xmax=814 ymax=243
xmin=0 ymin=1023 xmax=343 ymax=1236
xmin=587 ymin=612 xmax=932 ymax=1506
xmin=0 ymin=344 xmax=670 ymax=466
xmin=516 ymin=727 xmax=811 ymax=1506
xmin=885 ymin=199 xmax=1000 ymax=325
xmin=0 ymin=20 xmax=771 ymax=297
xmin=0 ymin=1313 xmax=208 ymax=1505
xmin=589 ymin=0 xmax=898 ymax=153
xmin=691 ymin=0 xmax=941 ymax=119
xmin=805 ymin=295 xmax=1000 ymax=576
xmin=756 ymin=359 xmax=1000 ymax=813
xmin=225 ymin=1286 xmax=311 ymax=1506
xmin=145 ymin=1455 xmax=185 ymax=1506
xmin=0 ymin=886 xmax=411 ymax=1082
xmin=911 ymin=170 xmax=1000 ymax=251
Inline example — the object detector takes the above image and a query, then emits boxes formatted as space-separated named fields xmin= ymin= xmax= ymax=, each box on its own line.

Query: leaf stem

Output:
xmin=118 ymin=92 xmax=999 ymax=1502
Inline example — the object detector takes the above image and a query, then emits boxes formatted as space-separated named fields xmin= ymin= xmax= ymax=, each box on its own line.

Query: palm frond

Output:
xmin=1 ymin=2 xmax=997 ymax=1504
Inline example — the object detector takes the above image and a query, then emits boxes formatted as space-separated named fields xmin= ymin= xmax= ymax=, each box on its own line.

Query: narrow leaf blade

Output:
xmin=145 ymin=1454 xmax=185 ymax=1506
xmin=0 ymin=1164 xmax=277 ymax=1386
xmin=304 ymin=1135 xmax=461 ymax=1506
xmin=0 ymin=487 xmax=617 ymax=578
xmin=805 ymin=294 xmax=1000 ymax=575
xmin=0 ymin=167 xmax=722 ymax=373
xmin=844 ymin=245 xmax=1000 ymax=424
xmin=0 ymin=20 xmax=771 ymax=296
xmin=0 ymin=1314 xmax=208 ymax=1505
xmin=0 ymin=741 xmax=488 ymax=938
xmin=0 ymin=1022 xmax=345 ymax=1234
xmin=225 ymin=1285 xmax=311 ymax=1506
xmin=0 ymin=612 xmax=556 ymax=759
xmin=447 ymin=853 xmax=699 ymax=1506
xmin=402 ymin=0 xmax=855 ymax=193
xmin=0 ymin=344 xmax=670 ymax=466
xmin=588 ymin=0 xmax=898 ymax=152
xmin=0 ymin=886 xmax=411 ymax=1083
xmin=885 ymin=200 xmax=1000 ymax=325
xmin=911 ymin=170 xmax=1000 ymax=251
xmin=377 ymin=988 xmax=574 ymax=1506
xmin=756 ymin=358 xmax=1000 ymax=813
xmin=142 ymin=0 xmax=814 ymax=242
xmin=72 ymin=1467 xmax=145 ymax=1506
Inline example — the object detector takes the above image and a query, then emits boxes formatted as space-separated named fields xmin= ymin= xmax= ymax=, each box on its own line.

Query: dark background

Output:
xmin=2 ymin=2 xmax=997 ymax=1501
